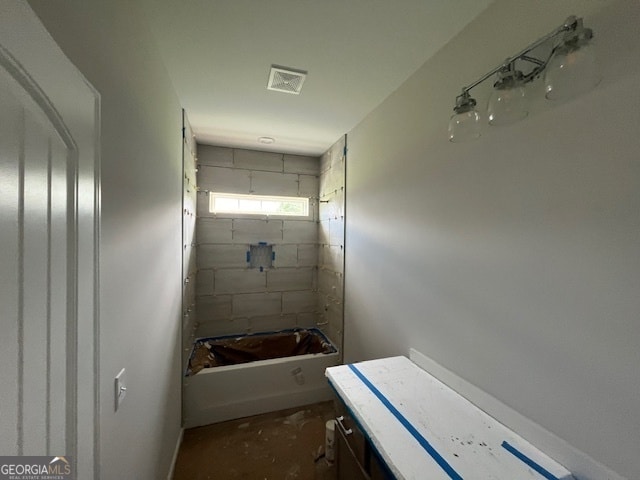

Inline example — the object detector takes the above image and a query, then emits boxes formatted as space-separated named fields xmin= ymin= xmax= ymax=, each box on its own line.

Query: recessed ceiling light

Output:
xmin=258 ymin=136 xmax=275 ymax=144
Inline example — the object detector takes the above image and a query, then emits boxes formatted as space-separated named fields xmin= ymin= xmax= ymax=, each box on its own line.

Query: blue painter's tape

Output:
xmin=347 ymin=364 xmax=463 ymax=480
xmin=501 ymin=441 xmax=560 ymax=480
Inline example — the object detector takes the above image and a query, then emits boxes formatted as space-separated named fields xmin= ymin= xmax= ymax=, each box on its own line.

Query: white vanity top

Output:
xmin=326 ymin=356 xmax=574 ymax=480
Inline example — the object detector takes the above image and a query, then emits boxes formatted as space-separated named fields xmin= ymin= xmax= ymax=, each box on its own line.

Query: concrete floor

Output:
xmin=173 ymin=401 xmax=337 ymax=480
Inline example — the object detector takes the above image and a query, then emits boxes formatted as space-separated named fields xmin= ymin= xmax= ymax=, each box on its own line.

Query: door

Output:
xmin=0 ymin=1 xmax=100 ymax=478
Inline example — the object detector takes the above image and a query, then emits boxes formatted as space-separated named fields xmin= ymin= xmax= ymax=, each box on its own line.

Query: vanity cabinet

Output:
xmin=334 ymin=396 xmax=394 ymax=480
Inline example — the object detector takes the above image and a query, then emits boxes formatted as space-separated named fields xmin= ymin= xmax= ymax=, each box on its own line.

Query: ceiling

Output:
xmin=141 ymin=0 xmax=494 ymax=156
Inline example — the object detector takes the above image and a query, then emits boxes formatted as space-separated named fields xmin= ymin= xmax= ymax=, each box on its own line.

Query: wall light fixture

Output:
xmin=448 ymin=15 xmax=600 ymax=143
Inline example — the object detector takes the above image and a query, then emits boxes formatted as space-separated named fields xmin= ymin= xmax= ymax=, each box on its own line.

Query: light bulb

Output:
xmin=545 ymin=17 xmax=600 ymax=102
xmin=448 ymin=109 xmax=481 ymax=143
xmin=448 ymin=92 xmax=481 ymax=143
xmin=487 ymin=66 xmax=528 ymax=126
xmin=544 ymin=43 xmax=600 ymax=101
xmin=487 ymin=84 xmax=528 ymax=126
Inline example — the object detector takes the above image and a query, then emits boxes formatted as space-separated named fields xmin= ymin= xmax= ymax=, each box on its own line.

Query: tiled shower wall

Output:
xmin=182 ymin=112 xmax=197 ymax=368
xmin=195 ymin=146 xmax=322 ymax=338
xmin=317 ymin=136 xmax=346 ymax=352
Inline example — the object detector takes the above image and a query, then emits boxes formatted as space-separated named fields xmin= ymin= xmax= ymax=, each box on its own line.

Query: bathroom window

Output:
xmin=209 ymin=192 xmax=309 ymax=217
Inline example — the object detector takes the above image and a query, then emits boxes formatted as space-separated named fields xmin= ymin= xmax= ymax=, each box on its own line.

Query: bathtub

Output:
xmin=183 ymin=328 xmax=341 ymax=428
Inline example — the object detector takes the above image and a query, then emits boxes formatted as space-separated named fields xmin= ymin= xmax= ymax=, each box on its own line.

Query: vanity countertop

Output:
xmin=326 ymin=356 xmax=574 ymax=480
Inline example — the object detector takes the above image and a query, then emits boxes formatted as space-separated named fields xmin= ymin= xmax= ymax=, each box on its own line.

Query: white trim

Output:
xmin=409 ymin=348 xmax=625 ymax=480
xmin=167 ymin=428 xmax=184 ymax=480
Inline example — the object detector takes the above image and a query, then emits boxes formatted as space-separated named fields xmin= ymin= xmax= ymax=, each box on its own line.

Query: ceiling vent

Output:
xmin=267 ymin=66 xmax=307 ymax=95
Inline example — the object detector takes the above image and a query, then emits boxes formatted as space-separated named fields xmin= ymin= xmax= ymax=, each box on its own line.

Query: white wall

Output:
xmin=344 ymin=1 xmax=640 ymax=479
xmin=27 ymin=1 xmax=183 ymax=478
